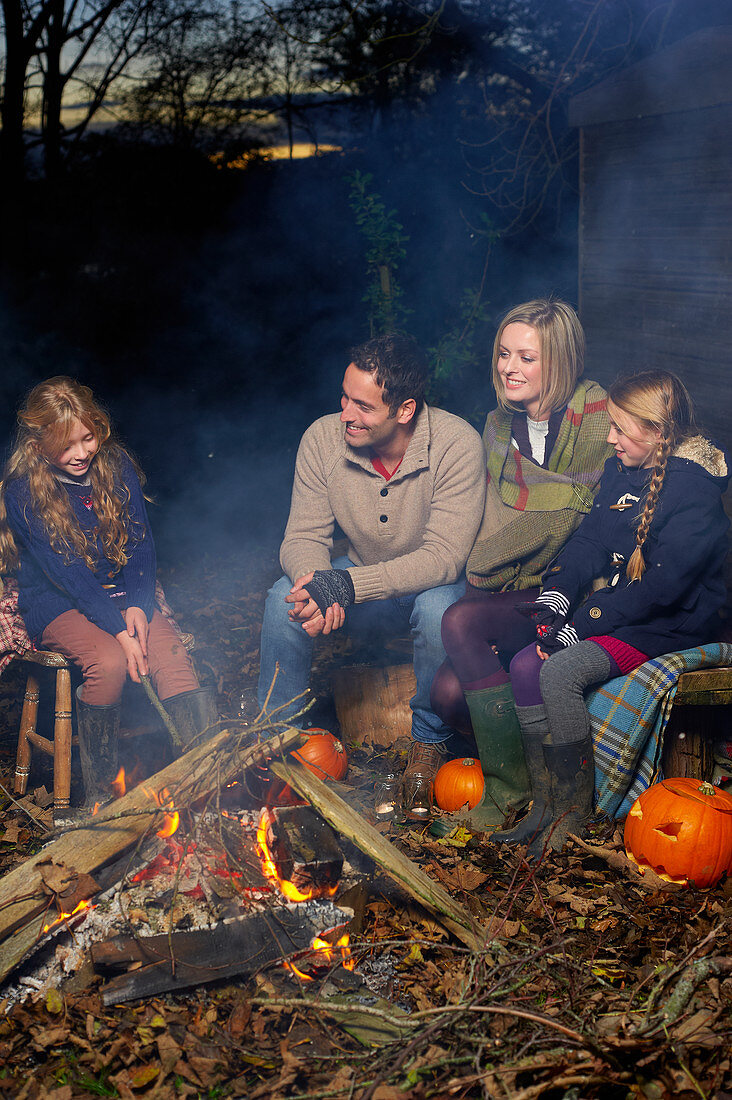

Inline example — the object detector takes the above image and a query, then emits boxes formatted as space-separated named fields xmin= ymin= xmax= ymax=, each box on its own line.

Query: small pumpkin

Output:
xmin=624 ymin=778 xmax=732 ymax=889
xmin=434 ymin=757 xmax=485 ymax=812
xmin=291 ymin=729 xmax=348 ymax=781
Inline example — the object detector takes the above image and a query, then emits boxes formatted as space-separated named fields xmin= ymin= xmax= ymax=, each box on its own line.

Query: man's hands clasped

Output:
xmin=286 ymin=568 xmax=355 ymax=638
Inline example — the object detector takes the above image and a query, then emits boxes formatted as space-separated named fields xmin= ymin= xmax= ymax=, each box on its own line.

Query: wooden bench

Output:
xmin=661 ymin=665 xmax=732 ymax=780
xmin=333 ymin=662 xmax=732 ymax=786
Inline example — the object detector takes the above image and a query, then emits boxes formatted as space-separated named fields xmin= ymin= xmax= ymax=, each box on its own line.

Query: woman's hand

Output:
xmin=116 ymin=628 xmax=149 ymax=682
xmin=124 ymin=606 xmax=149 ymax=656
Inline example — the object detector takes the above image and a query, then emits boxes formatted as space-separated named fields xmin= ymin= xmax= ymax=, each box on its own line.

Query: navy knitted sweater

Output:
xmin=543 ymin=436 xmax=730 ymax=658
xmin=4 ymin=452 xmax=157 ymax=642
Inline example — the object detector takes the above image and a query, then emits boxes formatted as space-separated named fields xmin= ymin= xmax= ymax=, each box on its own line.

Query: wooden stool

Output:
xmin=662 ymin=665 xmax=732 ymax=780
xmin=13 ymin=650 xmax=73 ymax=813
xmin=332 ymin=663 xmax=416 ymax=747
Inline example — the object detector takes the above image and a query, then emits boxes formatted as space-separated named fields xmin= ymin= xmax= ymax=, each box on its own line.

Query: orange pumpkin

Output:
xmin=291 ymin=729 xmax=348 ymax=781
xmin=434 ymin=757 xmax=485 ymax=812
xmin=624 ymin=778 xmax=732 ymax=889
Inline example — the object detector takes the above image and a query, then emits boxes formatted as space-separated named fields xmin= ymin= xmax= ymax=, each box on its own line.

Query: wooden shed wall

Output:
xmin=571 ymin=23 xmax=732 ymax=454
xmin=577 ymin=100 xmax=732 ymax=451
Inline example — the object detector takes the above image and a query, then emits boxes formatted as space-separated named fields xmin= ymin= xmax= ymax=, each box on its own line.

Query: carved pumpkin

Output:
xmin=291 ymin=729 xmax=348 ymax=781
xmin=434 ymin=757 xmax=485 ymax=812
xmin=624 ymin=778 xmax=732 ymax=888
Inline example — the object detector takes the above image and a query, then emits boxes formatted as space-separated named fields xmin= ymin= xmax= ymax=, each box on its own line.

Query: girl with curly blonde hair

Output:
xmin=0 ymin=377 xmax=215 ymax=813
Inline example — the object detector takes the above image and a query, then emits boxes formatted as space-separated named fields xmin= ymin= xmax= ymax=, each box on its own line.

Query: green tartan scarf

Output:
xmin=485 ymin=379 xmax=610 ymax=513
xmin=467 ymin=380 xmax=612 ymax=591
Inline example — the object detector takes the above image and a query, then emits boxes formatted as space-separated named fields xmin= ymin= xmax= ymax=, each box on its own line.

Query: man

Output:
xmin=257 ymin=333 xmax=486 ymax=812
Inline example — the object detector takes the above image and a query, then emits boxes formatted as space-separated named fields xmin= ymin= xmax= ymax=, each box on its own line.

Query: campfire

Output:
xmin=2 ymin=726 xmax=364 ymax=1006
xmin=0 ymin=717 xmax=481 ymax=1010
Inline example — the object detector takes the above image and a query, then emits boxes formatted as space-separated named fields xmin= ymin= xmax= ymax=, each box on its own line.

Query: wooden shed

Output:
xmin=569 ymin=27 xmax=732 ymax=451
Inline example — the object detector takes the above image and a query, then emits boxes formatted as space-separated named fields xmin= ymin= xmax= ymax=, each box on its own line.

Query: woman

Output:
xmin=424 ymin=298 xmax=612 ymax=828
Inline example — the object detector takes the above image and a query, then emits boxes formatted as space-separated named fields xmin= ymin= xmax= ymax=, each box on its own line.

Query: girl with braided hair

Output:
xmin=494 ymin=370 xmax=729 ymax=853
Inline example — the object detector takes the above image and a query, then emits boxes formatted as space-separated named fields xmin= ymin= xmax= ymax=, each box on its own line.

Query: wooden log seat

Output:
xmin=331 ymin=663 xmax=416 ymax=748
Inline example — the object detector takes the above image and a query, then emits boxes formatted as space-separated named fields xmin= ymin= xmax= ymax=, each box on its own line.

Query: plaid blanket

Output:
xmin=0 ymin=577 xmax=192 ymax=676
xmin=588 ymin=642 xmax=732 ymax=820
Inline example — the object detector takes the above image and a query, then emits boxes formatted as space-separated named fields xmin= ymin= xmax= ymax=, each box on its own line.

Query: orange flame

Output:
xmin=42 ymin=899 xmax=93 ymax=935
xmin=256 ymin=809 xmax=337 ymax=903
xmin=283 ymin=933 xmax=355 ymax=982
xmin=111 ymin=767 xmax=126 ymax=798
xmin=284 ymin=960 xmax=314 ymax=982
xmin=143 ymin=784 xmax=180 ymax=839
xmin=311 ymin=933 xmax=355 ymax=971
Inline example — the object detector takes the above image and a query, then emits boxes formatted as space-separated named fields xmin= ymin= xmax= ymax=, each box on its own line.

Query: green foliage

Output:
xmin=54 ymin=1049 xmax=118 ymax=1095
xmin=348 ymin=169 xmax=493 ymax=419
xmin=347 ymin=170 xmax=411 ymax=336
xmin=426 ymin=286 xmax=494 ymax=424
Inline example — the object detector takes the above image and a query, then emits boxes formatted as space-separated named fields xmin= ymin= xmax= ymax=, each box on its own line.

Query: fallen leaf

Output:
xmin=130 ymin=1063 xmax=160 ymax=1088
xmin=45 ymin=988 xmax=64 ymax=1015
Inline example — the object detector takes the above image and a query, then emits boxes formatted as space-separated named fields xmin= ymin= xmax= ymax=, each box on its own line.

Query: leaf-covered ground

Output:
xmin=0 ymin=548 xmax=730 ymax=1100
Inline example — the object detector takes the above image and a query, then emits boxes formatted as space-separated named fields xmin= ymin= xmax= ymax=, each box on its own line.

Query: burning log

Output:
xmin=261 ymin=805 xmax=343 ymax=899
xmin=0 ymin=724 xmax=304 ymax=984
xmin=270 ymin=758 xmax=486 ymax=951
xmin=91 ymin=900 xmax=353 ymax=1005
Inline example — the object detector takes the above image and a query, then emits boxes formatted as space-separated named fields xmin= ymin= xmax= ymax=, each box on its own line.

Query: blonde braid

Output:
xmin=626 ymin=435 xmax=674 ymax=580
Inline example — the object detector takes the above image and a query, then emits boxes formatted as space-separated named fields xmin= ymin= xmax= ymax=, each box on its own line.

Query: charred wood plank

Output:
xmin=266 ymin=805 xmax=343 ymax=894
xmin=94 ymin=902 xmax=352 ymax=1005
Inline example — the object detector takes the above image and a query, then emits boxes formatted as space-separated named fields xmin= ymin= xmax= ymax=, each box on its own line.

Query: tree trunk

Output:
xmin=41 ymin=0 xmax=65 ymax=182
xmin=0 ymin=0 xmax=30 ymax=228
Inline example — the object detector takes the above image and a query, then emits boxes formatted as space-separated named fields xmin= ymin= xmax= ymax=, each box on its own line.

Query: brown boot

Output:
xmin=403 ymin=740 xmax=448 ymax=821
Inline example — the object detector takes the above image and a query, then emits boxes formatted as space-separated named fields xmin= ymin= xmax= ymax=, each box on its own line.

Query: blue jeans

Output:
xmin=257 ymin=556 xmax=465 ymax=744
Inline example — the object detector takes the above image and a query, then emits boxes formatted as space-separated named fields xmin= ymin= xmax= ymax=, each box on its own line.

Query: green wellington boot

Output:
xmin=490 ymin=726 xmax=552 ymax=847
xmin=525 ymin=735 xmax=595 ymax=856
xmin=163 ymin=687 xmax=218 ymax=751
xmin=491 ymin=703 xmax=552 ymax=847
xmin=458 ymin=682 xmax=530 ymax=830
xmin=75 ymin=689 xmax=121 ymax=810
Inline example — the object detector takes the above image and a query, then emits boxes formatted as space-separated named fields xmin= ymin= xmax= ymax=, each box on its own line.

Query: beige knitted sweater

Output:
xmin=280 ymin=405 xmax=486 ymax=603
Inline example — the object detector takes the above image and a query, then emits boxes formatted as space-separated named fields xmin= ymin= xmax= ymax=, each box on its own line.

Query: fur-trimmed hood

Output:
xmin=673 ymin=435 xmax=728 ymax=479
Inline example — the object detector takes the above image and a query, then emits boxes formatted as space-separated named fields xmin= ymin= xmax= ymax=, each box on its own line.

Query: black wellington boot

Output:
xmin=75 ymin=688 xmax=121 ymax=811
xmin=490 ymin=708 xmax=552 ymax=847
xmin=163 ymin=687 xmax=218 ymax=751
xmin=526 ymin=735 xmax=595 ymax=857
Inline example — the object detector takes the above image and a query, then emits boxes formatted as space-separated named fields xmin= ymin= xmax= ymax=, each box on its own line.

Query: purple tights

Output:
xmin=509 ymin=640 xmax=623 ymax=708
xmin=430 ymin=586 xmax=540 ymax=734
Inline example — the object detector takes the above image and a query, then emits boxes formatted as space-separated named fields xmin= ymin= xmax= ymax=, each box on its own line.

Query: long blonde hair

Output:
xmin=0 ymin=376 xmax=146 ymax=574
xmin=609 ymin=370 xmax=696 ymax=581
xmin=492 ymin=298 xmax=585 ymax=417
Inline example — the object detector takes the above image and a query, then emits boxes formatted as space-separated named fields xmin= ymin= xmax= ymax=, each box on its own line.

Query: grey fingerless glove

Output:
xmin=303 ymin=569 xmax=355 ymax=614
